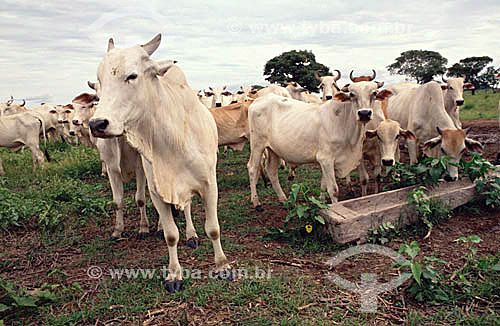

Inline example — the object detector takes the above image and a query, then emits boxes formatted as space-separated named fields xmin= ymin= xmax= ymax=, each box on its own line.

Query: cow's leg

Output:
xmin=317 ymin=154 xmax=339 ymax=203
xmin=106 ymin=158 xmax=125 ymax=241
xmin=248 ymin=144 xmax=266 ymax=211
xmin=141 ymin=159 xmax=183 ymax=292
xmin=358 ymin=160 xmax=369 ymax=197
xmin=28 ymin=146 xmax=44 ymax=170
xmin=373 ymin=164 xmax=382 ymax=194
xmin=319 ymin=174 xmax=327 ymax=200
xmin=203 ymin=182 xmax=232 ymax=279
xmin=408 ymin=138 xmax=418 ymax=165
xmin=287 ymin=163 xmax=296 ymax=181
xmin=184 ymin=202 xmax=200 ymax=248
xmin=135 ymin=162 xmax=149 ymax=240
xmin=264 ymin=150 xmax=287 ymax=203
xmin=101 ymin=161 xmax=107 ymax=177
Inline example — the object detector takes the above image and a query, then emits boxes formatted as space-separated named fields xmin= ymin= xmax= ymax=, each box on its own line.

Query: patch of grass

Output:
xmin=461 ymin=89 xmax=500 ymax=120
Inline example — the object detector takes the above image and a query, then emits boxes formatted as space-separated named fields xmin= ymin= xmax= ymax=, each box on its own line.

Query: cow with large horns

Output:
xmin=88 ymin=34 xmax=232 ymax=292
xmin=350 ymin=69 xmax=376 ymax=82
xmin=315 ymin=70 xmax=341 ymax=101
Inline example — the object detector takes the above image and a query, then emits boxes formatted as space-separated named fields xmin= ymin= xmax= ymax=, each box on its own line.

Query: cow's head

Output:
xmin=231 ymin=86 xmax=253 ymax=104
xmin=422 ymin=126 xmax=483 ymax=181
xmin=205 ymin=86 xmax=231 ymax=107
xmin=441 ymin=76 xmax=471 ymax=107
xmin=0 ymin=96 xmax=25 ymax=116
xmin=89 ymin=34 xmax=176 ymax=137
xmin=334 ymin=81 xmax=392 ymax=123
xmin=55 ymin=104 xmax=73 ymax=124
xmin=350 ymin=70 xmax=376 ymax=83
xmin=315 ymin=70 xmax=340 ymax=101
xmin=285 ymin=82 xmax=308 ymax=101
xmin=72 ymin=92 xmax=99 ymax=130
xmin=366 ymin=119 xmax=415 ymax=166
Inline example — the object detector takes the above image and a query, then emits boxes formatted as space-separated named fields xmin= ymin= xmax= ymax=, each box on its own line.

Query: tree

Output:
xmin=478 ymin=66 xmax=500 ymax=92
xmin=263 ymin=50 xmax=330 ymax=92
xmin=447 ymin=56 xmax=494 ymax=93
xmin=387 ymin=50 xmax=448 ymax=84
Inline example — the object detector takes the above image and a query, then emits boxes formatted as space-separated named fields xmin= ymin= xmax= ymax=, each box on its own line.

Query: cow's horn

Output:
xmin=7 ymin=96 xmax=13 ymax=105
xmin=333 ymin=69 xmax=341 ymax=81
xmin=314 ymin=71 xmax=321 ymax=82
xmin=442 ymin=75 xmax=448 ymax=83
xmin=369 ymin=69 xmax=376 ymax=81
xmin=20 ymin=99 xmax=25 ymax=107
xmin=349 ymin=70 xmax=355 ymax=82
xmin=107 ymin=38 xmax=115 ymax=52
xmin=141 ymin=33 xmax=162 ymax=56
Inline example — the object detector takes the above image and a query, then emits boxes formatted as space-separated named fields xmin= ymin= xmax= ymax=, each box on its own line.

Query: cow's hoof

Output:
xmin=288 ymin=175 xmax=295 ymax=181
xmin=279 ymin=165 xmax=285 ymax=170
xmin=101 ymin=173 xmax=107 ymax=178
xmin=137 ymin=232 xmax=149 ymax=240
xmin=156 ymin=231 xmax=165 ymax=240
xmin=186 ymin=237 xmax=200 ymax=248
xmin=217 ymin=269 xmax=234 ymax=281
xmin=255 ymin=205 xmax=264 ymax=212
xmin=165 ymin=279 xmax=183 ymax=293
xmin=171 ymin=206 xmax=180 ymax=218
xmin=109 ymin=236 xmax=119 ymax=242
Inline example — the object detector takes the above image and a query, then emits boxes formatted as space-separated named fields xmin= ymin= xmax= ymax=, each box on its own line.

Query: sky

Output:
xmin=0 ymin=0 xmax=499 ymax=106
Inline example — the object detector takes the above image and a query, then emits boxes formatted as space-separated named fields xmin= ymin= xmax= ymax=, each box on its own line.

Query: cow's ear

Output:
xmin=341 ymin=84 xmax=350 ymax=92
xmin=250 ymin=89 xmax=258 ymax=94
xmin=422 ymin=136 xmax=442 ymax=151
xmin=365 ymin=130 xmax=378 ymax=139
xmin=399 ymin=128 xmax=416 ymax=140
xmin=88 ymin=81 xmax=97 ymax=90
xmin=376 ymin=89 xmax=393 ymax=101
xmin=465 ymin=138 xmax=483 ymax=153
xmin=156 ymin=60 xmax=176 ymax=76
xmin=441 ymin=85 xmax=448 ymax=90
xmin=204 ymin=92 xmax=214 ymax=97
xmin=333 ymin=92 xmax=351 ymax=102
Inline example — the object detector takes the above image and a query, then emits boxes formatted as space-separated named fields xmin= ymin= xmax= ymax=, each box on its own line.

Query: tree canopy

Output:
xmin=264 ymin=50 xmax=330 ymax=92
xmin=387 ymin=50 xmax=448 ymax=84
xmin=447 ymin=56 xmax=495 ymax=89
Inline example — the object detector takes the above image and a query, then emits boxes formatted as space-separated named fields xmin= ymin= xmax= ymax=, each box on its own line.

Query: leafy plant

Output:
xmin=266 ymin=183 xmax=329 ymax=240
xmin=0 ymin=278 xmax=56 ymax=323
xmin=369 ymin=222 xmax=398 ymax=245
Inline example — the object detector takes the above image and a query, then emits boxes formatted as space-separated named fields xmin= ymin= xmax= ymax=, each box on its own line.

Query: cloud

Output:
xmin=0 ymin=0 xmax=499 ymax=104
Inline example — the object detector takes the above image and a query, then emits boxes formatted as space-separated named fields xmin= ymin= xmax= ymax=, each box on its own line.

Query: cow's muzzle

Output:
xmin=358 ymin=109 xmax=372 ymax=122
xmin=69 ymin=131 xmax=76 ymax=136
xmin=89 ymin=119 xmax=109 ymax=136
xmin=325 ymin=95 xmax=332 ymax=100
xmin=456 ymin=100 xmax=464 ymax=106
xmin=230 ymin=100 xmax=237 ymax=104
xmin=382 ymin=159 xmax=394 ymax=167
xmin=216 ymin=103 xmax=222 ymax=107
xmin=72 ymin=120 xmax=82 ymax=126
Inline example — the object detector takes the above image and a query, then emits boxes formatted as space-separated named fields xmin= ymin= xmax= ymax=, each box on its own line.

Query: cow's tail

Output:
xmin=38 ymin=117 xmax=51 ymax=162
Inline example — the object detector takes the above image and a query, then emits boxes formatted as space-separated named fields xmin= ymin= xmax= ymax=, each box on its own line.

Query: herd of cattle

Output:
xmin=1 ymin=34 xmax=495 ymax=292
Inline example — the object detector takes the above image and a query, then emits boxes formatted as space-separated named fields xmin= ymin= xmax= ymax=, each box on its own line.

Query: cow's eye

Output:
xmin=349 ymin=93 xmax=355 ymax=97
xmin=126 ymin=73 xmax=138 ymax=82
xmin=449 ymin=86 xmax=453 ymax=90
xmin=372 ymin=91 xmax=377 ymax=97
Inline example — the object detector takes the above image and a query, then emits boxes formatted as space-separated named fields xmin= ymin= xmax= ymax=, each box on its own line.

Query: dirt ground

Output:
xmin=1 ymin=119 xmax=499 ymax=325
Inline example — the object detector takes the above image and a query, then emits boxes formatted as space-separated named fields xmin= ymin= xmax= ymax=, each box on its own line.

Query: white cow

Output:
xmin=0 ymin=112 xmax=48 ymax=174
xmin=386 ymin=81 xmax=482 ymax=180
xmin=251 ymin=84 xmax=291 ymax=98
xmin=70 ymin=93 xmax=99 ymax=147
xmin=247 ymin=81 xmax=392 ymax=210
xmin=204 ymin=86 xmax=232 ymax=107
xmin=0 ymin=97 xmax=27 ymax=116
xmin=440 ymin=76 xmax=475 ymax=128
xmin=314 ymin=70 xmax=341 ymax=101
xmin=230 ymin=86 xmax=254 ymax=104
xmin=88 ymin=34 xmax=231 ymax=292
